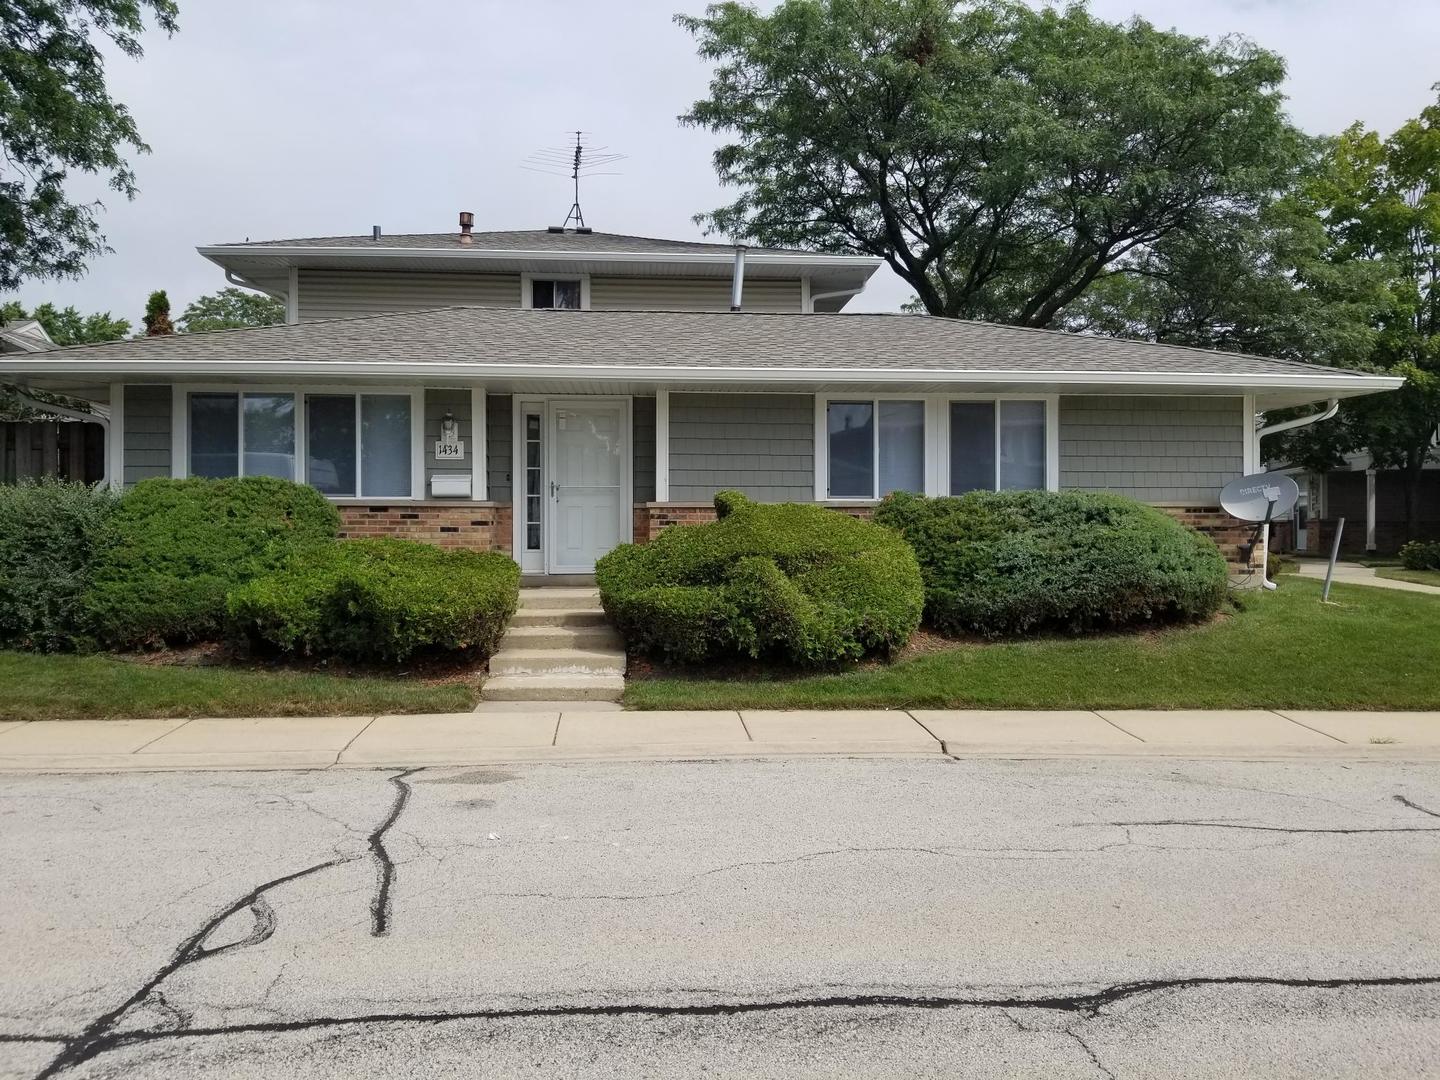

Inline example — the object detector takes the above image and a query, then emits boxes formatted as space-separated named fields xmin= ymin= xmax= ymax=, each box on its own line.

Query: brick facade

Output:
xmin=635 ymin=501 xmax=1263 ymax=573
xmin=337 ymin=502 xmax=511 ymax=552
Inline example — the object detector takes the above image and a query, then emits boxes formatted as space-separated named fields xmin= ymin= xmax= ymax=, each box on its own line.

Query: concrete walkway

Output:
xmin=1292 ymin=558 xmax=1440 ymax=595
xmin=1 ymin=707 xmax=1438 ymax=771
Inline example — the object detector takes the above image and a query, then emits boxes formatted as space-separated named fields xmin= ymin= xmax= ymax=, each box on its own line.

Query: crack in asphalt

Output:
xmin=1067 ymin=1029 xmax=1118 ymax=1079
xmin=1395 ymin=794 xmax=1440 ymax=819
xmin=16 ymin=974 xmax=1440 ymax=1066
xmin=30 ymin=769 xmax=421 ymax=1080
xmin=368 ymin=769 xmax=420 ymax=938
xmin=1082 ymin=820 xmax=1440 ymax=835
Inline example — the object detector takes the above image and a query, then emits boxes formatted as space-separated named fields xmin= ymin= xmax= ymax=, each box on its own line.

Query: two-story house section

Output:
xmin=200 ymin=220 xmax=879 ymax=322
xmin=0 ymin=214 xmax=1398 ymax=578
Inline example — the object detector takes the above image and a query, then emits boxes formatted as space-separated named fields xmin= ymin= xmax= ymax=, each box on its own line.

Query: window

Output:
xmin=949 ymin=399 xmax=1047 ymax=494
xmin=524 ymin=411 xmax=543 ymax=550
xmin=188 ymin=390 xmax=413 ymax=498
xmin=530 ymin=279 xmax=582 ymax=309
xmin=825 ymin=399 xmax=925 ymax=500
xmin=188 ymin=392 xmax=294 ymax=481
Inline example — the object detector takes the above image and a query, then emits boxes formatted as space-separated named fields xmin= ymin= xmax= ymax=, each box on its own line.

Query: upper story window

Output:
xmin=528 ymin=278 xmax=583 ymax=310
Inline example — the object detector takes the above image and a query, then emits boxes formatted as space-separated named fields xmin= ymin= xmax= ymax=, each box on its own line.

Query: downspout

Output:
xmin=1252 ymin=398 xmax=1341 ymax=589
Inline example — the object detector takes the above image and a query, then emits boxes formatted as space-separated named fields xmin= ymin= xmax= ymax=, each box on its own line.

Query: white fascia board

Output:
xmin=196 ymin=246 xmax=882 ymax=272
xmin=0 ymin=358 xmax=1404 ymax=395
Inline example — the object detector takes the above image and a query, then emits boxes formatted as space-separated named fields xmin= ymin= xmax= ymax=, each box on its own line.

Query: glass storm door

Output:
xmin=548 ymin=401 xmax=626 ymax=573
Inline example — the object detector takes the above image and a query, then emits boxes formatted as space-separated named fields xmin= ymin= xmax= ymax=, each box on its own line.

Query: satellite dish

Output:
xmin=1220 ymin=473 xmax=1300 ymax=522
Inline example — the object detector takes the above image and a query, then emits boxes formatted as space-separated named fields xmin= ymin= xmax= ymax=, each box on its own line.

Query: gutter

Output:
xmin=809 ymin=283 xmax=867 ymax=311
xmin=225 ymin=268 xmax=288 ymax=302
xmin=0 ymin=360 xmax=1405 ymax=392
xmin=3 ymin=387 xmax=109 ymax=427
xmin=1252 ymin=397 xmax=1341 ymax=591
xmin=198 ymin=246 xmax=883 ymax=271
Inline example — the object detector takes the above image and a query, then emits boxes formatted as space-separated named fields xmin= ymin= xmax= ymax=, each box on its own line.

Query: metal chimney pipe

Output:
xmin=372 ymin=225 xmax=381 ymax=241
xmin=458 ymin=211 xmax=474 ymax=245
xmin=730 ymin=245 xmax=747 ymax=311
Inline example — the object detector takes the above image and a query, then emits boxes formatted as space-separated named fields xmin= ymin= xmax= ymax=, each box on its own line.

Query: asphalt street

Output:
xmin=2 ymin=756 xmax=1438 ymax=1078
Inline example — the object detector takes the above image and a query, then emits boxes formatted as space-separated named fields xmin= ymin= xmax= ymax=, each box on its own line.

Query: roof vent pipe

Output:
xmin=458 ymin=211 xmax=474 ymax=246
xmin=730 ymin=244 xmax=747 ymax=312
xmin=372 ymin=225 xmax=381 ymax=241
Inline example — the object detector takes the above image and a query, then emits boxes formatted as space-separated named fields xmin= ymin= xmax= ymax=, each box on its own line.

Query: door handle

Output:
xmin=551 ymin=480 xmax=559 ymax=498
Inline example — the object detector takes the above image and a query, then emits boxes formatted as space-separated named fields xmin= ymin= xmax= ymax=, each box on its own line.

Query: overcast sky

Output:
xmin=14 ymin=0 xmax=1440 ymax=324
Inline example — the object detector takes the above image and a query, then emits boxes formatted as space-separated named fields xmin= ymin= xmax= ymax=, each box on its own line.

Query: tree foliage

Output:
xmin=178 ymin=287 xmax=284 ymax=333
xmin=680 ymin=0 xmax=1303 ymax=326
xmin=0 ymin=0 xmax=179 ymax=290
xmin=0 ymin=298 xmax=129 ymax=344
xmin=142 ymin=288 xmax=172 ymax=335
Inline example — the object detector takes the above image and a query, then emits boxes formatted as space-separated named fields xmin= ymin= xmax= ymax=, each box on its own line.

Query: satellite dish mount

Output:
xmin=1219 ymin=472 xmax=1300 ymax=583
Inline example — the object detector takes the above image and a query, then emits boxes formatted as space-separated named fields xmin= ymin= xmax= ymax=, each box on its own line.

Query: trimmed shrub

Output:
xmin=874 ymin=490 xmax=1228 ymax=638
xmin=85 ymin=477 xmax=341 ymax=648
xmin=226 ymin=539 xmax=520 ymax=663
xmin=0 ymin=480 xmax=119 ymax=651
xmin=1400 ymin=540 xmax=1440 ymax=571
xmin=597 ymin=491 xmax=923 ymax=666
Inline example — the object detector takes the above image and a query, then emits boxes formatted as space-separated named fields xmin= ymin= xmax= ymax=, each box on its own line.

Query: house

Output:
xmin=0 ymin=319 xmax=106 ymax=485
xmin=1272 ymin=452 xmax=1440 ymax=556
xmin=0 ymin=215 xmax=1401 ymax=579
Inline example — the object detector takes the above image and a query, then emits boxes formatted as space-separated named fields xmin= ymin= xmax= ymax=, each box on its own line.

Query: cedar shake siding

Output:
xmin=486 ymin=394 xmax=513 ymax=503
xmin=632 ymin=396 xmax=656 ymax=503
xmin=668 ymin=392 xmax=814 ymax=502
xmin=1059 ymin=395 xmax=1245 ymax=504
xmin=122 ymin=385 xmax=172 ymax=487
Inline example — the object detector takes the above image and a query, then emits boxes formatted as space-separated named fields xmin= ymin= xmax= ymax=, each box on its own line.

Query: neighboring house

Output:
xmin=0 ymin=216 xmax=1401 ymax=578
xmin=0 ymin=320 xmax=106 ymax=485
xmin=1273 ymin=452 xmax=1440 ymax=556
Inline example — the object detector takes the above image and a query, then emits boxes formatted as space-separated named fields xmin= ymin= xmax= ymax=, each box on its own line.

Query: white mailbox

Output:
xmin=429 ymin=475 xmax=472 ymax=498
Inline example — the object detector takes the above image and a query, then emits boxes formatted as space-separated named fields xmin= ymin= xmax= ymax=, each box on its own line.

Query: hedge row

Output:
xmin=0 ymin=477 xmax=518 ymax=663
xmin=874 ymin=490 xmax=1229 ymax=637
xmin=1400 ymin=540 xmax=1440 ymax=571
xmin=597 ymin=490 xmax=923 ymax=666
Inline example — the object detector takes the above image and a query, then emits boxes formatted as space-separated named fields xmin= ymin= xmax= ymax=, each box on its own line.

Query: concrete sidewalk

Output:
xmin=1293 ymin=558 xmax=1440 ymax=595
xmin=1 ymin=707 xmax=1438 ymax=771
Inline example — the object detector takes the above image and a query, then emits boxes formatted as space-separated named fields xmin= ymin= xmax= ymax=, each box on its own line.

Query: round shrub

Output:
xmin=596 ymin=491 xmax=923 ymax=667
xmin=85 ymin=476 xmax=341 ymax=649
xmin=1400 ymin=540 xmax=1440 ymax=571
xmin=0 ymin=479 xmax=119 ymax=651
xmin=874 ymin=490 xmax=1228 ymax=638
xmin=226 ymin=538 xmax=520 ymax=663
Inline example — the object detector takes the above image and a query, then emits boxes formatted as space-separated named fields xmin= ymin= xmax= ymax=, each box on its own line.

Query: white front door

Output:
xmin=547 ymin=400 xmax=627 ymax=573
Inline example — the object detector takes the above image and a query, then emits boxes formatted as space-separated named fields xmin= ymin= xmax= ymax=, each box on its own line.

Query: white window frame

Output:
xmin=815 ymin=393 xmax=1059 ymax=501
xmin=172 ymin=384 xmax=426 ymax=501
xmin=521 ymin=273 xmax=591 ymax=310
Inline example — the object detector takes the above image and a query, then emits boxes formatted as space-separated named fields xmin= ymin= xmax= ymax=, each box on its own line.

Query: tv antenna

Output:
xmin=521 ymin=131 xmax=625 ymax=231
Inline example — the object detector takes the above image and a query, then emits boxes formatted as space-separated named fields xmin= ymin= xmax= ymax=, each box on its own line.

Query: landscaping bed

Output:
xmin=624 ymin=579 xmax=1440 ymax=711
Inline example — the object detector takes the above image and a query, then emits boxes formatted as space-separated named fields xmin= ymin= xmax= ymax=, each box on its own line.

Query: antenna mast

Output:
xmin=521 ymin=132 xmax=626 ymax=231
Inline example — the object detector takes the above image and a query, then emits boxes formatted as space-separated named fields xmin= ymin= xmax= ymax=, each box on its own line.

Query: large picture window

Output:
xmin=188 ymin=390 xmax=413 ymax=498
xmin=949 ymin=399 xmax=1048 ymax=494
xmin=189 ymin=392 xmax=295 ymax=481
xmin=825 ymin=399 xmax=925 ymax=500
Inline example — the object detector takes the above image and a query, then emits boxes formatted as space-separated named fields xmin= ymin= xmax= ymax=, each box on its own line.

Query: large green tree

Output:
xmin=0 ymin=298 xmax=129 ymax=344
xmin=178 ymin=287 xmax=284 ymax=333
xmin=680 ymin=0 xmax=1304 ymax=326
xmin=0 ymin=0 xmax=179 ymax=291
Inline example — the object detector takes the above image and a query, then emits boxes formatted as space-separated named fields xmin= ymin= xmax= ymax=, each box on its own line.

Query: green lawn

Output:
xmin=1375 ymin=566 xmax=1440 ymax=588
xmin=0 ymin=652 xmax=479 ymax=721
xmin=625 ymin=579 xmax=1440 ymax=711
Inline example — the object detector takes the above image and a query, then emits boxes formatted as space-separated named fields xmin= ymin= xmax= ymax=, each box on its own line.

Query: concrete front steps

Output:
xmin=483 ymin=586 xmax=626 ymax=702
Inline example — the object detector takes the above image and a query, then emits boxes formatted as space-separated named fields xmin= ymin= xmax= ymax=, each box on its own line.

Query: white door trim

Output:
xmin=511 ymin=395 xmax=632 ymax=575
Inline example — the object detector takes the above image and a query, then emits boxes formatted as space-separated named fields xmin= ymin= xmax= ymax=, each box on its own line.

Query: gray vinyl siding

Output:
xmin=423 ymin=388 xmax=473 ymax=497
xmin=122 ymin=384 xmax=172 ymax=486
xmin=1059 ymin=395 xmax=1244 ymax=503
xmin=589 ymin=276 xmax=802 ymax=312
xmin=297 ymin=269 xmax=521 ymax=321
xmin=669 ymin=393 xmax=813 ymax=501
xmin=486 ymin=394 xmax=512 ymax=503
xmin=632 ymin=396 xmax=656 ymax=502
